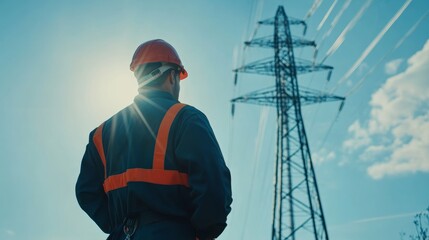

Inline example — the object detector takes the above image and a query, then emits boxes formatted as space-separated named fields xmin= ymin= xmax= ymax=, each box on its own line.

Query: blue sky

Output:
xmin=0 ymin=0 xmax=428 ymax=239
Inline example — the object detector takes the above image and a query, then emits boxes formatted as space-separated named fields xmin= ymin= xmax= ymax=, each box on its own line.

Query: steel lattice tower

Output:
xmin=232 ymin=6 xmax=345 ymax=240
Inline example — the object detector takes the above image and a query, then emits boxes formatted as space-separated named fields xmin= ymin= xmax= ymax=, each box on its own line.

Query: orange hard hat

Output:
xmin=130 ymin=39 xmax=188 ymax=80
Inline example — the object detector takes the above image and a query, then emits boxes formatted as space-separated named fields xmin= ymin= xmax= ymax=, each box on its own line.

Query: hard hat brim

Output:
xmin=179 ymin=69 xmax=188 ymax=80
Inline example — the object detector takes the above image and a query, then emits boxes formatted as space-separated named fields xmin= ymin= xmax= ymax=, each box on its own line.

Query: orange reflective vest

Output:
xmin=76 ymin=90 xmax=232 ymax=239
xmin=93 ymin=103 xmax=189 ymax=192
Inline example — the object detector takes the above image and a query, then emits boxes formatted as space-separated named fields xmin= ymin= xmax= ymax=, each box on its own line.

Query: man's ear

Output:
xmin=168 ymin=70 xmax=177 ymax=84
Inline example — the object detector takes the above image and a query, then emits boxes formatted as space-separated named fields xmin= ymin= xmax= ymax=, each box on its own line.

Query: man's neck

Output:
xmin=138 ymin=87 xmax=175 ymax=98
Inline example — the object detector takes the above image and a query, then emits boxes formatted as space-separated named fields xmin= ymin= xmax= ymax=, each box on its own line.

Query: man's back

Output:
xmin=76 ymin=89 xmax=232 ymax=239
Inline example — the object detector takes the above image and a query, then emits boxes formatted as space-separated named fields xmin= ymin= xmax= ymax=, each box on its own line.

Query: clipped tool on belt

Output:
xmin=123 ymin=218 xmax=138 ymax=240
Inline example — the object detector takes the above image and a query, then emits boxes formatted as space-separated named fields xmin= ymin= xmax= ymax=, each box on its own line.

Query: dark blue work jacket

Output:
xmin=76 ymin=90 xmax=232 ymax=239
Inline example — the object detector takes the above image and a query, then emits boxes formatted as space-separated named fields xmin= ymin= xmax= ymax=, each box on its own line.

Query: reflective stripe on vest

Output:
xmin=92 ymin=103 xmax=189 ymax=193
xmin=93 ymin=123 xmax=107 ymax=178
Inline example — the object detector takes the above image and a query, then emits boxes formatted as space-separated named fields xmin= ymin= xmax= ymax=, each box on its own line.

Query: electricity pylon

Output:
xmin=232 ymin=6 xmax=345 ymax=240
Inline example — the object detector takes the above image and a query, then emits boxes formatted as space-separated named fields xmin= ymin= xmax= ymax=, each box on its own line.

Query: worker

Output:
xmin=76 ymin=39 xmax=232 ymax=240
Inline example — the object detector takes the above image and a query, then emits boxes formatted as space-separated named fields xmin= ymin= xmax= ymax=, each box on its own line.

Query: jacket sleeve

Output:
xmin=76 ymin=129 xmax=112 ymax=233
xmin=175 ymin=111 xmax=233 ymax=239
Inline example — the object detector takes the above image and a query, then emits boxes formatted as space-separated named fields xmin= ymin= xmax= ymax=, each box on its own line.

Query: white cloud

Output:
xmin=360 ymin=144 xmax=389 ymax=162
xmin=368 ymin=114 xmax=429 ymax=179
xmin=343 ymin=120 xmax=371 ymax=150
xmin=343 ymin=39 xmax=429 ymax=179
xmin=384 ymin=58 xmax=403 ymax=75
xmin=313 ymin=148 xmax=336 ymax=165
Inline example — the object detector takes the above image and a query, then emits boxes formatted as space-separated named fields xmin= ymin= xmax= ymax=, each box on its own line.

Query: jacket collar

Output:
xmin=134 ymin=89 xmax=177 ymax=103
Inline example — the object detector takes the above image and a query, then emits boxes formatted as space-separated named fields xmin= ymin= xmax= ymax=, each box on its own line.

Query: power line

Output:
xmin=316 ymin=101 xmax=345 ymax=150
xmin=317 ymin=0 xmax=338 ymax=31
xmin=346 ymin=8 xmax=429 ymax=97
xmin=321 ymin=0 xmax=373 ymax=64
xmin=313 ymin=0 xmax=352 ymax=62
xmin=330 ymin=0 xmax=413 ymax=93
xmin=240 ymin=106 xmax=270 ymax=240
xmin=305 ymin=0 xmax=324 ymax=20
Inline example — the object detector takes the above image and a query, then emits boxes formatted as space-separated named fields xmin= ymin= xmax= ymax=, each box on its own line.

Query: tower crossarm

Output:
xmin=294 ymin=58 xmax=333 ymax=79
xmin=245 ymin=35 xmax=316 ymax=48
xmin=234 ymin=57 xmax=333 ymax=80
xmin=259 ymin=16 xmax=307 ymax=35
xmin=298 ymin=86 xmax=345 ymax=105
xmin=234 ymin=57 xmax=275 ymax=76
xmin=231 ymin=86 xmax=345 ymax=107
xmin=231 ymin=87 xmax=278 ymax=107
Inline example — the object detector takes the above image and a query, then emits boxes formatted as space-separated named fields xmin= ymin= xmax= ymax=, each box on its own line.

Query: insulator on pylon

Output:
xmin=313 ymin=48 xmax=318 ymax=64
xmin=327 ymin=70 xmax=332 ymax=82
xmin=339 ymin=100 xmax=345 ymax=112
xmin=231 ymin=103 xmax=235 ymax=116
xmin=303 ymin=24 xmax=307 ymax=35
xmin=234 ymin=72 xmax=238 ymax=86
